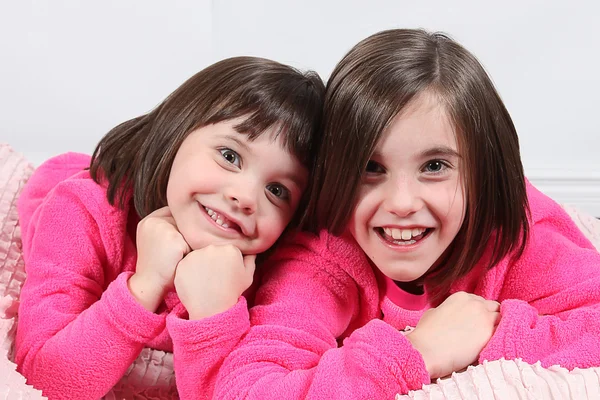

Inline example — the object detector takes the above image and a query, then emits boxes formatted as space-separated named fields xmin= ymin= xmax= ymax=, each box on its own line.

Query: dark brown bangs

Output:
xmin=202 ymin=67 xmax=323 ymax=167
xmin=90 ymin=56 xmax=324 ymax=219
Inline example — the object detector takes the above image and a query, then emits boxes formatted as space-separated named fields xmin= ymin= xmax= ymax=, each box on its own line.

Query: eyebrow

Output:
xmin=420 ymin=146 xmax=461 ymax=159
xmin=371 ymin=146 xmax=461 ymax=160
xmin=223 ymin=134 xmax=252 ymax=154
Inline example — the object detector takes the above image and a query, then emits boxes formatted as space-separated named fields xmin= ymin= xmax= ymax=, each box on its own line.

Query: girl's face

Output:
xmin=166 ymin=118 xmax=307 ymax=254
xmin=349 ymin=93 xmax=466 ymax=283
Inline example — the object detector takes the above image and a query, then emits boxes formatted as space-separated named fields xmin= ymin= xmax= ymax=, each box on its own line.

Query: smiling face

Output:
xmin=348 ymin=92 xmax=466 ymax=282
xmin=166 ymin=118 xmax=308 ymax=255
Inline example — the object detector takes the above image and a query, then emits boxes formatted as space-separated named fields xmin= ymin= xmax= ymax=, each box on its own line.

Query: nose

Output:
xmin=383 ymin=175 xmax=423 ymax=217
xmin=225 ymin=180 xmax=258 ymax=214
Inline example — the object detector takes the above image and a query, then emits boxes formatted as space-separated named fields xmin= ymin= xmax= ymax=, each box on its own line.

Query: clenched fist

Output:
xmin=174 ymin=244 xmax=256 ymax=320
xmin=406 ymin=291 xmax=500 ymax=379
xmin=128 ymin=207 xmax=191 ymax=312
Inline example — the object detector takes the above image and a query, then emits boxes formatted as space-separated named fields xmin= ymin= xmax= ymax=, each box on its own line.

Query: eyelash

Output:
xmin=365 ymin=160 xmax=385 ymax=174
xmin=266 ymin=184 xmax=290 ymax=201
xmin=422 ymin=160 xmax=451 ymax=175
xmin=364 ymin=159 xmax=452 ymax=177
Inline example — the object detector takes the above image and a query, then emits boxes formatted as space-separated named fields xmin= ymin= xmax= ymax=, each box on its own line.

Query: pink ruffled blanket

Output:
xmin=1 ymin=143 xmax=600 ymax=400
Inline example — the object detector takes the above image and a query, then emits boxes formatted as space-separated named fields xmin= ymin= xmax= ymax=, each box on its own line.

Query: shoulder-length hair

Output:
xmin=90 ymin=56 xmax=325 ymax=222
xmin=306 ymin=29 xmax=529 ymax=298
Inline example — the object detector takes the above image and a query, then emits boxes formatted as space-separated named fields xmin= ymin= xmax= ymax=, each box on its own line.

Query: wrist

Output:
xmin=406 ymin=329 xmax=438 ymax=378
xmin=186 ymin=297 xmax=238 ymax=321
xmin=128 ymin=273 xmax=167 ymax=313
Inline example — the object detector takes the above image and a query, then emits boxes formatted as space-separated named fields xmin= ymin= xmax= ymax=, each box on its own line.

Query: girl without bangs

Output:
xmin=214 ymin=29 xmax=600 ymax=399
xmin=308 ymin=29 xmax=529 ymax=298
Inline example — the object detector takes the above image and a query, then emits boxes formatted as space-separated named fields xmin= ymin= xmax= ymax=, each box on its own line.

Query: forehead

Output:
xmin=377 ymin=92 xmax=458 ymax=154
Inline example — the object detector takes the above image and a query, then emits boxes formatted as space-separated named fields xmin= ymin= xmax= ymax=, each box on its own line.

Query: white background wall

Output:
xmin=2 ymin=1 xmax=599 ymax=215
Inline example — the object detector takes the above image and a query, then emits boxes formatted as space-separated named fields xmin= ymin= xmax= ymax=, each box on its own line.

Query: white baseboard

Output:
xmin=527 ymin=170 xmax=600 ymax=218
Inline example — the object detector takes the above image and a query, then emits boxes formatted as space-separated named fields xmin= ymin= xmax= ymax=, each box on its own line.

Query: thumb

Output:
xmin=243 ymin=254 xmax=257 ymax=278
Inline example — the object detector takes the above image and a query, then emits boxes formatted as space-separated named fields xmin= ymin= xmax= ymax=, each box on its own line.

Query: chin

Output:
xmin=182 ymin=234 xmax=213 ymax=251
xmin=380 ymin=265 xmax=425 ymax=283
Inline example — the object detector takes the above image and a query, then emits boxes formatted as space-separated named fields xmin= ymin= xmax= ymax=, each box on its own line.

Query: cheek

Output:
xmin=165 ymin=177 xmax=178 ymax=207
xmin=348 ymin=203 xmax=370 ymax=244
xmin=437 ymin=187 xmax=465 ymax=236
xmin=433 ymin=181 xmax=463 ymax=213
xmin=260 ymin=212 xmax=289 ymax=242
xmin=352 ymin=192 xmax=379 ymax=226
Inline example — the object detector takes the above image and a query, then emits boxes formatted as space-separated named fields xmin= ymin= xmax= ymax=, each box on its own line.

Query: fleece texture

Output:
xmin=15 ymin=153 xmax=251 ymax=400
xmin=213 ymin=180 xmax=600 ymax=399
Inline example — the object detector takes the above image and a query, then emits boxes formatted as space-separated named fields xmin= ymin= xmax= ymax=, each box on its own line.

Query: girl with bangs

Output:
xmin=15 ymin=57 xmax=324 ymax=399
xmin=214 ymin=29 xmax=600 ymax=399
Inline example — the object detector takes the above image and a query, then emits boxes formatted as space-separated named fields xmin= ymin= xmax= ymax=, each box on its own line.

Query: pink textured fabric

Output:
xmin=0 ymin=144 xmax=46 ymax=399
xmin=397 ymin=358 xmax=600 ymax=400
xmin=214 ymin=181 xmax=600 ymax=399
xmin=15 ymin=153 xmax=250 ymax=400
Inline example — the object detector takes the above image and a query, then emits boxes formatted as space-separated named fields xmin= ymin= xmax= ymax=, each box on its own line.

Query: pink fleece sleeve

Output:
xmin=214 ymin=234 xmax=430 ymax=399
xmin=166 ymin=297 xmax=250 ymax=400
xmin=480 ymin=216 xmax=600 ymax=369
xmin=15 ymin=182 xmax=165 ymax=400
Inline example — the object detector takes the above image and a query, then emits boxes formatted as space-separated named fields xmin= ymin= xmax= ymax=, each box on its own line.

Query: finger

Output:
xmin=492 ymin=311 xmax=501 ymax=326
xmin=181 ymin=238 xmax=192 ymax=255
xmin=148 ymin=209 xmax=179 ymax=228
xmin=147 ymin=206 xmax=172 ymax=218
xmin=150 ymin=208 xmax=179 ymax=229
xmin=243 ymin=254 xmax=257 ymax=277
xmin=161 ymin=215 xmax=178 ymax=227
xmin=485 ymin=300 xmax=501 ymax=312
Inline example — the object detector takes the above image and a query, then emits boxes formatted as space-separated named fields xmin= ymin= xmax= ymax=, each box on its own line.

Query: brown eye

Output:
xmin=220 ymin=148 xmax=240 ymax=167
xmin=422 ymin=160 xmax=450 ymax=175
xmin=266 ymin=184 xmax=290 ymax=201
xmin=426 ymin=161 xmax=443 ymax=172
xmin=365 ymin=160 xmax=384 ymax=174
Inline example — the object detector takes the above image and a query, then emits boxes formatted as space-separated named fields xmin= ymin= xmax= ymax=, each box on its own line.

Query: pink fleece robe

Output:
xmin=16 ymin=153 xmax=251 ymax=400
xmin=213 ymin=181 xmax=600 ymax=399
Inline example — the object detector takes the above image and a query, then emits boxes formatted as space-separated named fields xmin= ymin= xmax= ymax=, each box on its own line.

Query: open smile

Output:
xmin=200 ymin=204 xmax=243 ymax=235
xmin=375 ymin=227 xmax=433 ymax=247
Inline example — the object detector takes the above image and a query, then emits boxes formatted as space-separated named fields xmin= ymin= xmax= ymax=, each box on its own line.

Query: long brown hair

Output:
xmin=90 ymin=56 xmax=325 ymax=223
xmin=306 ymin=29 xmax=529 ymax=299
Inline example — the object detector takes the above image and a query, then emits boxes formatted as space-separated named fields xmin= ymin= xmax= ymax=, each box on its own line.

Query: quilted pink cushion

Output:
xmin=0 ymin=144 xmax=44 ymax=398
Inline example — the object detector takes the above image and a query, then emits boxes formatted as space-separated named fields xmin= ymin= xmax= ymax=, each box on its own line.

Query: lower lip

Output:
xmin=199 ymin=204 xmax=239 ymax=236
xmin=375 ymin=229 xmax=431 ymax=252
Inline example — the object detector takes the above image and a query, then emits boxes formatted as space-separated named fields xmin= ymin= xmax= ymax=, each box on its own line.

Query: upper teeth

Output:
xmin=383 ymin=227 xmax=426 ymax=240
xmin=204 ymin=207 xmax=230 ymax=228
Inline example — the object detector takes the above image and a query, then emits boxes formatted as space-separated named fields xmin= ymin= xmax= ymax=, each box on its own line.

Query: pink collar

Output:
xmin=380 ymin=273 xmax=429 ymax=311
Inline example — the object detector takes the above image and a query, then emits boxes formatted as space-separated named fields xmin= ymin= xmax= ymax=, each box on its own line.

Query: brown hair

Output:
xmin=90 ymin=56 xmax=325 ymax=222
xmin=306 ymin=29 xmax=529 ymax=299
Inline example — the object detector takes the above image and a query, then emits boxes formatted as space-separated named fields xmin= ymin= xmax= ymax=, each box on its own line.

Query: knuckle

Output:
xmin=223 ymin=243 xmax=236 ymax=252
xmin=165 ymin=229 xmax=180 ymax=242
xmin=224 ymin=245 xmax=240 ymax=256
xmin=450 ymin=291 xmax=468 ymax=302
